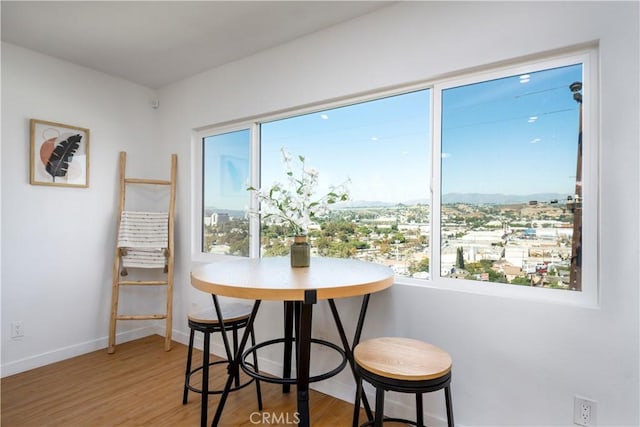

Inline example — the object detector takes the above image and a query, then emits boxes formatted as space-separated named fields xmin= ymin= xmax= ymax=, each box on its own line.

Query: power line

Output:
xmin=442 ymin=107 xmax=577 ymax=131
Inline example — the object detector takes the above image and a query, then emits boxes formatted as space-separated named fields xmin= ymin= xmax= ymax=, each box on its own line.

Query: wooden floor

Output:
xmin=1 ymin=335 xmax=375 ymax=427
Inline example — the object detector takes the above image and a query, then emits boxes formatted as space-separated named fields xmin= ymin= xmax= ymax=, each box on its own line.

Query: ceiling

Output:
xmin=1 ymin=1 xmax=393 ymax=89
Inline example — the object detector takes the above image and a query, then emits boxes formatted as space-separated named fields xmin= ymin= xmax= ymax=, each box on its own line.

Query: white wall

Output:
xmin=157 ymin=2 xmax=638 ymax=426
xmin=1 ymin=2 xmax=638 ymax=426
xmin=0 ymin=43 xmax=163 ymax=374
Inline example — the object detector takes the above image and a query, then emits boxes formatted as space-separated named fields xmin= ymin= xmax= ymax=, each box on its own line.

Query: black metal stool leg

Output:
xmin=445 ymin=385 xmax=454 ymax=427
xmin=353 ymin=295 xmax=374 ymax=421
xmin=374 ymin=387 xmax=384 ymax=427
xmin=201 ymin=330 xmax=210 ymax=427
xmin=352 ymin=375 xmax=363 ymax=427
xmin=250 ymin=326 xmax=263 ymax=410
xmin=183 ymin=329 xmax=195 ymax=404
xmin=416 ymin=393 xmax=424 ymax=427
xmin=233 ymin=327 xmax=240 ymax=387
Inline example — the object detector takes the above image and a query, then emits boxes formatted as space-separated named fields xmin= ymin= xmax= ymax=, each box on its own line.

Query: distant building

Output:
xmin=492 ymin=261 xmax=523 ymax=282
xmin=505 ymin=246 xmax=527 ymax=267
xmin=211 ymin=212 xmax=230 ymax=225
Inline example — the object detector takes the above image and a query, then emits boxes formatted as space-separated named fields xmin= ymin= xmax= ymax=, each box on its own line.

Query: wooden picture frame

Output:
xmin=30 ymin=119 xmax=90 ymax=187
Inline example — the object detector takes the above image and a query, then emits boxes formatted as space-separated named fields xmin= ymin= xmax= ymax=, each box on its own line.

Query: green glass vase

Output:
xmin=290 ymin=235 xmax=310 ymax=268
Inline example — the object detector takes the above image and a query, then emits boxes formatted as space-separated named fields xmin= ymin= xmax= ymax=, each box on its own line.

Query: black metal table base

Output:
xmin=210 ymin=293 xmax=375 ymax=427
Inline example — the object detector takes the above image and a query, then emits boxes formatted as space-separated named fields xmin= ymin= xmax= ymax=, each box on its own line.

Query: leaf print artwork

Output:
xmin=30 ymin=119 xmax=90 ymax=187
xmin=44 ymin=133 xmax=82 ymax=182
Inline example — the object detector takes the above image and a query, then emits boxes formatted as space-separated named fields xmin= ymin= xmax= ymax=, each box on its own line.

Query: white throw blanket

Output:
xmin=117 ymin=211 xmax=168 ymax=269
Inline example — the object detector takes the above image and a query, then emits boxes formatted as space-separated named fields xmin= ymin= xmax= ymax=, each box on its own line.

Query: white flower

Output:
xmin=281 ymin=147 xmax=293 ymax=162
xmin=247 ymin=148 xmax=350 ymax=236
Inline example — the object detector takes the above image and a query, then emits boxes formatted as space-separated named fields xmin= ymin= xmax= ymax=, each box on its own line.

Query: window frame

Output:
xmin=191 ymin=46 xmax=599 ymax=307
xmin=430 ymin=49 xmax=599 ymax=306
xmin=191 ymin=121 xmax=257 ymax=262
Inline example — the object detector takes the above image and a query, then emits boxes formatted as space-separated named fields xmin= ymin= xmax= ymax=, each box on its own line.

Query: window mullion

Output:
xmin=249 ymin=122 xmax=261 ymax=259
xmin=431 ymin=85 xmax=443 ymax=280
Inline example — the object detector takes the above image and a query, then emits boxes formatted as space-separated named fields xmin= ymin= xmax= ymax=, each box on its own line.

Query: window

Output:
xmin=195 ymin=48 xmax=597 ymax=304
xmin=201 ymin=128 xmax=251 ymax=256
xmin=438 ymin=63 xmax=584 ymax=291
xmin=260 ymin=90 xmax=431 ymax=276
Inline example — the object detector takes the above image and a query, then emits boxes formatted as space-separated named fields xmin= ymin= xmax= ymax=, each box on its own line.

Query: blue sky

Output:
xmin=441 ymin=63 xmax=581 ymax=196
xmin=261 ymin=89 xmax=431 ymax=203
xmin=206 ymin=63 xmax=582 ymax=209
xmin=262 ymin=62 xmax=581 ymax=202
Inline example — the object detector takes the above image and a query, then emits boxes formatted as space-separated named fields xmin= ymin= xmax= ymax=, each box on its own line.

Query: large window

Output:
xmin=438 ymin=63 xmax=584 ymax=291
xmin=196 ymin=48 xmax=597 ymax=303
xmin=260 ymin=90 xmax=431 ymax=276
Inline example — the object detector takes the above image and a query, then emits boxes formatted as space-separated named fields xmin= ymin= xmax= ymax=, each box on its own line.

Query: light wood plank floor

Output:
xmin=1 ymin=335 xmax=379 ymax=427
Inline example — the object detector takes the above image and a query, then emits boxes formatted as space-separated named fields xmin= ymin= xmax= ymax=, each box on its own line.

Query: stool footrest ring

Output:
xmin=186 ymin=360 xmax=257 ymax=395
xmin=241 ymin=337 xmax=347 ymax=385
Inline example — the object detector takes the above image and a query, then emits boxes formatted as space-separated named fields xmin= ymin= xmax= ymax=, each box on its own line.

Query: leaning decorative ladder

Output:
xmin=108 ymin=151 xmax=177 ymax=354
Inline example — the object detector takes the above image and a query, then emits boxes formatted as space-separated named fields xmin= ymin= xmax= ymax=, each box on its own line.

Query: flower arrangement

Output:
xmin=248 ymin=148 xmax=350 ymax=236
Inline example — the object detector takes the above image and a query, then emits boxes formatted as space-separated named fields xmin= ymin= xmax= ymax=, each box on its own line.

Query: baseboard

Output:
xmin=1 ymin=326 xmax=155 ymax=378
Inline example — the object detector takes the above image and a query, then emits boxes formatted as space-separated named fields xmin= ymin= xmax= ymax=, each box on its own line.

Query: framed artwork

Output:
xmin=30 ymin=119 xmax=90 ymax=187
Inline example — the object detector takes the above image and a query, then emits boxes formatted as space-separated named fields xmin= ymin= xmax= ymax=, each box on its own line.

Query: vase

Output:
xmin=290 ymin=235 xmax=310 ymax=268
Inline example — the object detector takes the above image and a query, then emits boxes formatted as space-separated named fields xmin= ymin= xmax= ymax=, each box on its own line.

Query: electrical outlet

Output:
xmin=10 ymin=321 xmax=24 ymax=338
xmin=574 ymin=396 xmax=597 ymax=426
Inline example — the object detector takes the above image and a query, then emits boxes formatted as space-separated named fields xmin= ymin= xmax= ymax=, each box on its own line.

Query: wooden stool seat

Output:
xmin=187 ymin=301 xmax=253 ymax=324
xmin=353 ymin=337 xmax=454 ymax=427
xmin=183 ymin=299 xmax=262 ymax=427
xmin=354 ymin=337 xmax=452 ymax=381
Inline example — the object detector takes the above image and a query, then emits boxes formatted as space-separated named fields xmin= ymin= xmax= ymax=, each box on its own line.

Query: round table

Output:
xmin=191 ymin=256 xmax=394 ymax=427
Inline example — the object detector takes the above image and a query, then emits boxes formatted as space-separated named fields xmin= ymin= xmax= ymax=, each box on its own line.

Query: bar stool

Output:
xmin=183 ymin=299 xmax=262 ymax=427
xmin=353 ymin=337 xmax=454 ymax=427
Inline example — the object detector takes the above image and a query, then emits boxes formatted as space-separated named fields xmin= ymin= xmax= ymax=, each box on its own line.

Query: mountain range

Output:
xmin=338 ymin=193 xmax=569 ymax=208
xmin=205 ymin=193 xmax=570 ymax=214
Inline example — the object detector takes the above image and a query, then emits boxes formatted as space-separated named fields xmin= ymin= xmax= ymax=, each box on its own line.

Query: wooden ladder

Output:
xmin=108 ymin=152 xmax=177 ymax=354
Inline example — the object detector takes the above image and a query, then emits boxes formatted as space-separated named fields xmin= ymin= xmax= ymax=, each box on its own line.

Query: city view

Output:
xmin=204 ymin=192 xmax=578 ymax=290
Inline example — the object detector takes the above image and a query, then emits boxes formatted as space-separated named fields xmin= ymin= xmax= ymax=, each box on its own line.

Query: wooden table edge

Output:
xmin=190 ymin=273 xmax=394 ymax=301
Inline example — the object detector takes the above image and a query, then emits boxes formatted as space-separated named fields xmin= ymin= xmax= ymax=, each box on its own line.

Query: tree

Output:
xmin=510 ymin=276 xmax=532 ymax=286
xmin=228 ymin=237 xmax=250 ymax=257
xmin=456 ymin=247 xmax=465 ymax=269
xmin=263 ymin=240 xmax=289 ymax=257
xmin=409 ymin=257 xmax=430 ymax=275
